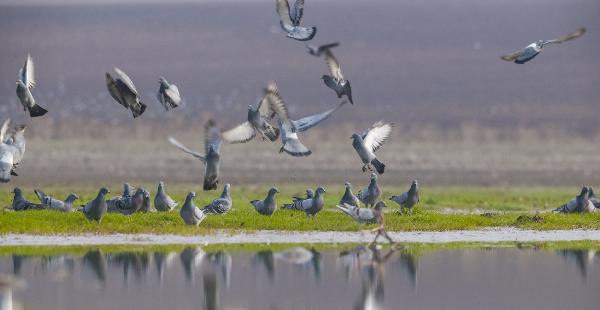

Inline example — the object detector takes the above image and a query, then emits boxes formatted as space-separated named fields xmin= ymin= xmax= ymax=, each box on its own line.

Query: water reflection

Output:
xmin=0 ymin=245 xmax=598 ymax=310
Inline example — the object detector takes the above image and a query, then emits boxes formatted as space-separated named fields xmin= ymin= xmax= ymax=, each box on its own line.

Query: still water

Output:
xmin=0 ymin=244 xmax=599 ymax=310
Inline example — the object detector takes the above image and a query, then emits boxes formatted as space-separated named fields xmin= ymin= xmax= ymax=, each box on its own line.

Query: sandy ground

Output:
xmin=2 ymin=229 xmax=600 ymax=246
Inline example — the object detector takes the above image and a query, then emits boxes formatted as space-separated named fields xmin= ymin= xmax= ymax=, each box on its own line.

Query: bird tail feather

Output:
xmin=554 ymin=204 xmax=568 ymax=213
xmin=203 ymin=176 xmax=218 ymax=191
xmin=371 ymin=158 xmax=385 ymax=174
xmin=29 ymin=104 xmax=48 ymax=117
xmin=34 ymin=189 xmax=45 ymax=203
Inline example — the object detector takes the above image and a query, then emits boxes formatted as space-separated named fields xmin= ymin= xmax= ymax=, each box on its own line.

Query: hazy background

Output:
xmin=0 ymin=0 xmax=599 ymax=186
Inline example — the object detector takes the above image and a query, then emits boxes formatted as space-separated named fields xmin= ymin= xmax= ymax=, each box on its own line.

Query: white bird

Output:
xmin=276 ymin=0 xmax=316 ymax=41
xmin=157 ymin=77 xmax=181 ymax=110
xmin=15 ymin=54 xmax=47 ymax=117
xmin=351 ymin=121 xmax=393 ymax=174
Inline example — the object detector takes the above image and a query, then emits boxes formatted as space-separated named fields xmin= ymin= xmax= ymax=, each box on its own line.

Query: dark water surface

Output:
xmin=0 ymin=245 xmax=599 ymax=310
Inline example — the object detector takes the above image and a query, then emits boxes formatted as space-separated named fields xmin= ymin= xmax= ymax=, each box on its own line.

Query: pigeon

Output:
xmin=15 ymin=54 xmax=47 ymax=117
xmin=555 ymin=186 xmax=596 ymax=213
xmin=276 ymin=0 xmax=316 ymax=41
xmin=293 ymin=188 xmax=314 ymax=201
xmin=222 ymin=82 xmax=282 ymax=143
xmin=139 ymin=188 xmax=153 ymax=212
xmin=589 ymin=187 xmax=600 ymax=209
xmin=322 ymin=49 xmax=353 ymax=104
xmin=201 ymin=183 xmax=233 ymax=215
xmin=11 ymin=187 xmax=45 ymax=211
xmin=337 ymin=200 xmax=387 ymax=225
xmin=105 ymin=67 xmax=146 ymax=118
xmin=306 ymin=42 xmax=339 ymax=57
xmin=107 ymin=187 xmax=146 ymax=215
xmin=251 ymin=187 xmax=279 ymax=216
xmin=169 ymin=119 xmax=222 ymax=191
xmin=179 ymin=192 xmax=206 ymax=226
xmin=157 ymin=77 xmax=181 ymax=110
xmin=357 ymin=173 xmax=382 ymax=208
xmin=501 ymin=28 xmax=586 ymax=64
xmin=352 ymin=121 xmax=393 ymax=174
xmin=105 ymin=183 xmax=135 ymax=209
xmin=0 ymin=120 xmax=19 ymax=182
xmin=282 ymin=186 xmax=326 ymax=217
xmin=390 ymin=180 xmax=420 ymax=214
xmin=34 ymin=189 xmax=78 ymax=212
xmin=82 ymin=187 xmax=110 ymax=223
xmin=154 ymin=181 xmax=178 ymax=212
xmin=339 ymin=182 xmax=360 ymax=208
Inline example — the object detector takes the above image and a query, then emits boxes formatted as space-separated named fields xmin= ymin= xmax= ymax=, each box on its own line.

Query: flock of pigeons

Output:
xmin=0 ymin=0 xmax=592 ymax=235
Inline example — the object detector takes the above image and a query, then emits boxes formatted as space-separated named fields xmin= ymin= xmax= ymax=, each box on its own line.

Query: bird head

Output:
xmin=350 ymin=133 xmax=360 ymax=140
xmin=579 ymin=186 xmax=589 ymax=197
xmin=67 ymin=193 xmax=79 ymax=201
xmin=11 ymin=187 xmax=21 ymax=194
xmin=344 ymin=182 xmax=351 ymax=188
xmin=158 ymin=181 xmax=164 ymax=188
xmin=99 ymin=187 xmax=110 ymax=195
xmin=247 ymin=105 xmax=254 ymax=111
xmin=188 ymin=191 xmax=196 ymax=198
xmin=270 ymin=187 xmax=280 ymax=195
xmin=411 ymin=180 xmax=418 ymax=190
xmin=370 ymin=173 xmax=377 ymax=181
xmin=375 ymin=201 xmax=387 ymax=209
xmin=316 ymin=187 xmax=326 ymax=195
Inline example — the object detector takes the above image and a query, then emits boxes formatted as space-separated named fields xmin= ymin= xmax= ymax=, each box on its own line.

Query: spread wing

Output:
xmin=18 ymin=54 xmax=35 ymax=89
xmin=500 ymin=50 xmax=522 ymax=62
xmin=363 ymin=121 xmax=393 ymax=152
xmin=258 ymin=82 xmax=289 ymax=119
xmin=324 ymin=49 xmax=344 ymax=81
xmin=204 ymin=119 xmax=222 ymax=154
xmin=165 ymin=84 xmax=181 ymax=103
xmin=113 ymin=67 xmax=138 ymax=95
xmin=555 ymin=27 xmax=586 ymax=43
xmin=318 ymin=42 xmax=339 ymax=54
xmin=105 ymin=73 xmax=127 ymax=108
xmin=292 ymin=101 xmax=346 ymax=132
xmin=168 ymin=137 xmax=206 ymax=162
xmin=0 ymin=119 xmax=9 ymax=143
xmin=222 ymin=121 xmax=256 ymax=144
xmin=290 ymin=0 xmax=304 ymax=26
xmin=276 ymin=0 xmax=293 ymax=28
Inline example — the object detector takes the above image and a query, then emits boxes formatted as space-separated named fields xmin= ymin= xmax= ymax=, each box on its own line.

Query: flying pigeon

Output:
xmin=82 ymin=187 xmax=110 ymax=222
xmin=0 ymin=120 xmax=26 ymax=183
xmin=306 ymin=42 xmax=339 ymax=57
xmin=169 ymin=119 xmax=222 ymax=191
xmin=179 ymin=192 xmax=206 ymax=226
xmin=106 ymin=67 xmax=146 ymax=118
xmin=322 ymin=49 xmax=353 ymax=104
xmin=154 ymin=181 xmax=178 ymax=211
xmin=555 ymin=186 xmax=596 ymax=213
xmin=282 ymin=186 xmax=326 ymax=217
xmin=201 ymin=183 xmax=233 ymax=215
xmin=352 ymin=121 xmax=393 ymax=174
xmin=276 ymin=0 xmax=316 ymax=41
xmin=222 ymin=82 xmax=282 ymax=143
xmin=357 ymin=173 xmax=381 ymax=208
xmin=11 ymin=187 xmax=45 ymax=211
xmin=501 ymin=28 xmax=586 ymax=64
xmin=251 ymin=187 xmax=279 ymax=216
xmin=34 ymin=189 xmax=78 ymax=212
xmin=157 ymin=77 xmax=181 ymax=110
xmin=337 ymin=200 xmax=386 ymax=225
xmin=389 ymin=180 xmax=420 ymax=214
xmin=15 ymin=54 xmax=47 ymax=117
xmin=339 ymin=182 xmax=360 ymax=207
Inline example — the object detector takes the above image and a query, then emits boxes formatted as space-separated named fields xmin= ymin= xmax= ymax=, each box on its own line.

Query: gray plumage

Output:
xmin=0 ymin=120 xmax=27 ymax=183
xmin=202 ymin=183 xmax=232 ymax=215
xmin=352 ymin=121 xmax=393 ymax=174
xmin=154 ymin=181 xmax=178 ymax=212
xmin=555 ymin=186 xmax=596 ymax=213
xmin=283 ymin=186 xmax=326 ymax=217
xmin=293 ymin=188 xmax=314 ymax=201
xmin=83 ymin=187 xmax=110 ymax=222
xmin=337 ymin=201 xmax=386 ymax=225
xmin=276 ymin=0 xmax=316 ymax=41
xmin=340 ymin=182 xmax=360 ymax=208
xmin=11 ymin=187 xmax=45 ymax=211
xmin=34 ymin=189 xmax=78 ymax=212
xmin=106 ymin=67 xmax=146 ymax=118
xmin=107 ymin=187 xmax=146 ymax=215
xmin=179 ymin=192 xmax=206 ymax=226
xmin=589 ymin=187 xmax=600 ymax=209
xmin=306 ymin=42 xmax=339 ymax=57
xmin=390 ymin=180 xmax=420 ymax=213
xmin=157 ymin=77 xmax=181 ymax=111
xmin=501 ymin=28 xmax=586 ymax=64
xmin=357 ymin=173 xmax=381 ymax=208
xmin=139 ymin=188 xmax=153 ymax=212
xmin=251 ymin=187 xmax=279 ymax=216
xmin=169 ymin=119 xmax=222 ymax=191
xmin=321 ymin=49 xmax=353 ymax=104
xmin=15 ymin=54 xmax=47 ymax=117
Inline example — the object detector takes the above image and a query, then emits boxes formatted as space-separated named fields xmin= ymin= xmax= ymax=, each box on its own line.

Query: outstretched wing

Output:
xmin=292 ymin=101 xmax=346 ymax=132
xmin=258 ymin=82 xmax=289 ymax=119
xmin=276 ymin=0 xmax=293 ymax=29
xmin=18 ymin=54 xmax=35 ymax=89
xmin=105 ymin=73 xmax=127 ymax=108
xmin=113 ymin=67 xmax=138 ymax=95
xmin=222 ymin=122 xmax=256 ymax=144
xmin=317 ymin=42 xmax=339 ymax=54
xmin=324 ymin=49 xmax=344 ymax=81
xmin=204 ymin=119 xmax=222 ymax=154
xmin=290 ymin=0 xmax=304 ymax=26
xmin=168 ymin=137 xmax=206 ymax=162
xmin=500 ymin=50 xmax=522 ymax=62
xmin=363 ymin=121 xmax=393 ymax=153
xmin=554 ymin=27 xmax=586 ymax=43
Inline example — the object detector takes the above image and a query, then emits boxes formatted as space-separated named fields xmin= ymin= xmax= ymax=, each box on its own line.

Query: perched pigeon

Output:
xmin=179 ymin=192 xmax=206 ymax=226
xmin=0 ymin=120 xmax=26 ymax=182
xmin=276 ymin=0 xmax=316 ymax=41
xmin=83 ymin=187 xmax=110 ymax=223
xmin=105 ymin=67 xmax=146 ymax=118
xmin=154 ymin=181 xmax=178 ymax=212
xmin=107 ymin=187 xmax=146 ymax=215
xmin=352 ymin=121 xmax=393 ymax=174
xmin=589 ymin=187 xmax=600 ymax=209
xmin=339 ymin=182 xmax=360 ymax=207
xmin=251 ymin=187 xmax=279 ymax=216
xmin=501 ymin=28 xmax=586 ymax=64
xmin=157 ymin=77 xmax=181 ymax=110
xmin=15 ymin=54 xmax=47 ymax=117
xmin=11 ymin=187 xmax=45 ymax=211
xmin=555 ymin=186 xmax=596 ymax=213
xmin=222 ymin=83 xmax=282 ymax=143
xmin=337 ymin=200 xmax=387 ymax=225
xmin=34 ymin=189 xmax=78 ymax=212
xmin=322 ymin=49 xmax=353 ymax=104
xmin=283 ymin=186 xmax=326 ymax=217
xmin=357 ymin=173 xmax=382 ymax=208
xmin=169 ymin=119 xmax=222 ymax=191
xmin=306 ymin=42 xmax=339 ymax=57
xmin=201 ymin=183 xmax=233 ymax=215
xmin=390 ymin=180 xmax=420 ymax=214
xmin=139 ymin=188 xmax=153 ymax=212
